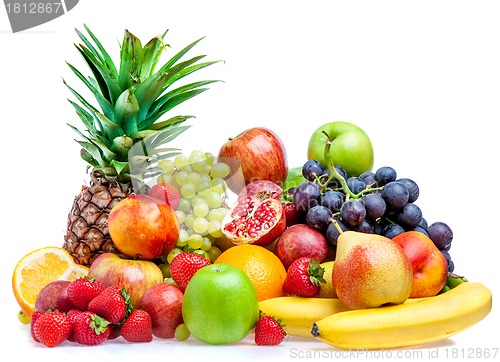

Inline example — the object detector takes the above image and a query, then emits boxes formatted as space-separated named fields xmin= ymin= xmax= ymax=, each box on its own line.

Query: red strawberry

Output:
xmin=72 ymin=311 xmax=110 ymax=345
xmin=67 ymin=277 xmax=105 ymax=311
xmin=66 ymin=309 xmax=83 ymax=342
xmin=170 ymin=252 xmax=211 ymax=292
xmin=120 ymin=309 xmax=153 ymax=343
xmin=254 ymin=315 xmax=286 ymax=346
xmin=88 ymin=285 xmax=132 ymax=324
xmin=32 ymin=311 xmax=72 ymax=348
xmin=30 ymin=310 xmax=43 ymax=343
xmin=283 ymin=257 xmax=326 ymax=297
xmin=148 ymin=182 xmax=181 ymax=209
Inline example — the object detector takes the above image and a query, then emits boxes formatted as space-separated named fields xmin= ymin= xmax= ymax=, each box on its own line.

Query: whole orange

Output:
xmin=214 ymin=244 xmax=287 ymax=301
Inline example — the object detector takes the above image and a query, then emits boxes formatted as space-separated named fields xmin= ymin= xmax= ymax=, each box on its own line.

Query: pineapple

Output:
xmin=62 ymin=25 xmax=220 ymax=266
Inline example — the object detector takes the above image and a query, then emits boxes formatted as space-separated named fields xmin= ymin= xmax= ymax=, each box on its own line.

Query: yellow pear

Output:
xmin=332 ymin=229 xmax=412 ymax=310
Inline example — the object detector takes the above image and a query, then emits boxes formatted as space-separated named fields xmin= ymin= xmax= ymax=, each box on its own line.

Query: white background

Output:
xmin=0 ymin=1 xmax=498 ymax=361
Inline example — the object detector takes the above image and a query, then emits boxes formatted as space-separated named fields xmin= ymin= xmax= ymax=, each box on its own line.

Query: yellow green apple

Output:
xmin=307 ymin=121 xmax=374 ymax=177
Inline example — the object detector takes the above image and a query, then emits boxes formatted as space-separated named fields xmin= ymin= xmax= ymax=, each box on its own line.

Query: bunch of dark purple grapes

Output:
xmin=291 ymin=160 xmax=455 ymax=272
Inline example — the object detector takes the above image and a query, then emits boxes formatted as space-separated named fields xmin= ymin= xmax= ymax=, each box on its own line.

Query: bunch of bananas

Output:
xmin=259 ymin=279 xmax=492 ymax=350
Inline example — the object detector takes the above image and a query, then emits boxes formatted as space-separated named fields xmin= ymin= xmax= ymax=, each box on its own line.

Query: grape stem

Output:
xmin=321 ymin=131 xmax=383 ymax=200
xmin=331 ymin=218 xmax=344 ymax=235
xmin=321 ymin=131 xmax=358 ymax=200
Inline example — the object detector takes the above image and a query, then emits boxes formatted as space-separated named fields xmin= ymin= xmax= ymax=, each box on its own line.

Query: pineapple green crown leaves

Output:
xmin=65 ymin=24 xmax=221 ymax=186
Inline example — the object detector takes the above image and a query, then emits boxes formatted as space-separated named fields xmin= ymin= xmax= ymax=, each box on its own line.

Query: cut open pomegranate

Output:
xmin=221 ymin=180 xmax=286 ymax=246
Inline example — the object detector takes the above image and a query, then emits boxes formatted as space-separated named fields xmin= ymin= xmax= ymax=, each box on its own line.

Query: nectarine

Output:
xmin=393 ymin=231 xmax=448 ymax=298
xmin=108 ymin=194 xmax=179 ymax=260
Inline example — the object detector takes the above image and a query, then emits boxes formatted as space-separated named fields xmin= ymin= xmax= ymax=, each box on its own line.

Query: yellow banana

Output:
xmin=312 ymin=281 xmax=492 ymax=350
xmin=259 ymin=295 xmax=427 ymax=338
xmin=259 ymin=296 xmax=350 ymax=338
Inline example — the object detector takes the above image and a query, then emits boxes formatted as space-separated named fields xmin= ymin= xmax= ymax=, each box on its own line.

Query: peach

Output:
xmin=393 ymin=231 xmax=448 ymax=298
xmin=108 ymin=194 xmax=179 ymax=260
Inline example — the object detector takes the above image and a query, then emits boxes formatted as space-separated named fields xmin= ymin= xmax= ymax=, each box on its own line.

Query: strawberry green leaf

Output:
xmin=121 ymin=288 xmax=134 ymax=320
xmin=307 ymin=259 xmax=326 ymax=286
xmin=90 ymin=314 xmax=110 ymax=335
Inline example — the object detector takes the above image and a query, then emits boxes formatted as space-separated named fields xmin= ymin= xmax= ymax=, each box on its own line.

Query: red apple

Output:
xmin=274 ymin=224 xmax=329 ymax=269
xmin=108 ymin=194 xmax=180 ymax=260
xmin=88 ymin=253 xmax=164 ymax=308
xmin=218 ymin=127 xmax=288 ymax=194
xmin=392 ymin=231 xmax=448 ymax=298
xmin=140 ymin=283 xmax=184 ymax=339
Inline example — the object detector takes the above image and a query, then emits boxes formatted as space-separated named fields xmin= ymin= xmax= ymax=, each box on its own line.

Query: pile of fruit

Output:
xmin=11 ymin=26 xmax=492 ymax=350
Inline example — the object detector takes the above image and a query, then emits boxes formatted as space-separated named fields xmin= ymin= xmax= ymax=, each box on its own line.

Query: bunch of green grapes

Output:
xmin=156 ymin=150 xmax=231 ymax=275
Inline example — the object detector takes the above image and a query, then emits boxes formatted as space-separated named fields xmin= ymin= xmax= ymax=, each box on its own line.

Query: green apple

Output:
xmin=307 ymin=121 xmax=374 ymax=177
xmin=182 ymin=263 xmax=259 ymax=345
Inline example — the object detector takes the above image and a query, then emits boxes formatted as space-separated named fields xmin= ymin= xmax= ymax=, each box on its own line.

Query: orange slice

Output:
xmin=68 ymin=264 xmax=90 ymax=281
xmin=12 ymin=246 xmax=89 ymax=317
